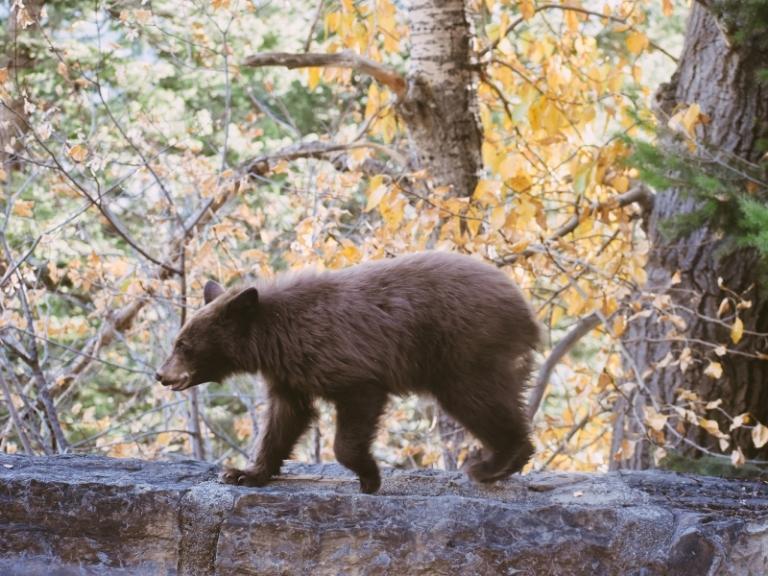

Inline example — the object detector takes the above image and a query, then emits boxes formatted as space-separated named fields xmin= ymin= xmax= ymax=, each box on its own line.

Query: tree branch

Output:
xmin=498 ymin=184 xmax=654 ymax=267
xmin=480 ymin=3 xmax=630 ymax=57
xmin=242 ymin=140 xmax=407 ymax=178
xmin=0 ymin=369 xmax=34 ymax=454
xmin=528 ymin=312 xmax=602 ymax=418
xmin=49 ymin=177 xmax=242 ymax=401
xmin=243 ymin=51 xmax=406 ymax=97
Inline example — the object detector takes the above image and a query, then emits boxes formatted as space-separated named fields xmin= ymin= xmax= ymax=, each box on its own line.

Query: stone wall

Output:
xmin=1 ymin=454 xmax=766 ymax=575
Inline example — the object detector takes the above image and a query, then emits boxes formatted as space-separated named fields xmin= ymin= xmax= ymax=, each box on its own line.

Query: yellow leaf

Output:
xmin=611 ymin=175 xmax=629 ymax=193
xmin=12 ymin=200 xmax=34 ymax=218
xmin=681 ymin=103 xmax=702 ymax=134
xmin=498 ymin=154 xmax=521 ymax=180
xmin=0 ymin=67 xmax=8 ymax=83
xmin=211 ymin=0 xmax=230 ymax=9
xmin=626 ymin=31 xmax=648 ymax=55
xmin=730 ymin=316 xmax=744 ymax=344
xmin=613 ymin=439 xmax=636 ymax=461
xmin=365 ymin=176 xmax=388 ymax=212
xmin=669 ymin=103 xmax=703 ymax=139
xmin=365 ymin=82 xmax=380 ymax=119
xmin=565 ymin=288 xmax=587 ymax=316
xmin=612 ymin=315 xmax=627 ymax=337
xmin=68 ymin=144 xmax=88 ymax=163
xmin=644 ymin=406 xmax=668 ymax=432
xmin=515 ymin=197 xmax=537 ymax=228
xmin=679 ymin=347 xmax=692 ymax=372
xmin=489 ymin=204 xmax=506 ymax=232
xmin=752 ymin=423 xmax=768 ymax=449
xmin=339 ymin=240 xmax=361 ymax=263
xmin=507 ymin=172 xmax=532 ymax=193
xmin=105 ymin=259 xmax=130 ymax=277
xmin=698 ymin=418 xmax=725 ymax=438
xmin=108 ymin=443 xmax=133 ymax=458
xmin=466 ymin=205 xmax=483 ymax=237
xmin=662 ymin=0 xmax=673 ymax=16
xmin=379 ymin=189 xmax=405 ymax=230
xmin=731 ymin=447 xmax=745 ymax=467
xmin=325 ymin=12 xmax=340 ymax=34
xmin=234 ymin=415 xmax=252 ymax=440
xmin=473 ymin=179 xmax=501 ymax=206
xmin=704 ymin=361 xmax=722 ymax=379
xmin=519 ymin=0 xmax=535 ymax=20
xmin=307 ymin=67 xmax=321 ymax=91
xmin=565 ymin=9 xmax=579 ymax=33
xmin=134 ymin=9 xmax=152 ymax=23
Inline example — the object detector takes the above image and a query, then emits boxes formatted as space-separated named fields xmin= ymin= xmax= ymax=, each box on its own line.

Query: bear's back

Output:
xmin=259 ymin=252 xmax=539 ymax=395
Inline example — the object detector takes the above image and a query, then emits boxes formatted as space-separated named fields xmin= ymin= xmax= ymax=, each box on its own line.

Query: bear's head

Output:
xmin=155 ymin=280 xmax=259 ymax=391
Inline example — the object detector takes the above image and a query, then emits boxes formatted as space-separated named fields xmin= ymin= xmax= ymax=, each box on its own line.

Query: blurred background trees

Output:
xmin=1 ymin=0 xmax=766 ymax=475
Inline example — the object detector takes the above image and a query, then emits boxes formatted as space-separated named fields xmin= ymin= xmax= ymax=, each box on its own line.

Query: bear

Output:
xmin=155 ymin=251 xmax=541 ymax=493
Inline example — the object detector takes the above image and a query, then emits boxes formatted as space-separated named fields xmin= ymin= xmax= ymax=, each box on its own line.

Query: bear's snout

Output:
xmin=155 ymin=357 xmax=192 ymax=391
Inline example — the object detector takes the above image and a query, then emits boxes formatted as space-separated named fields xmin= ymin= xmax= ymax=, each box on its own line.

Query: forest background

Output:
xmin=2 ymin=0 xmax=767 ymax=475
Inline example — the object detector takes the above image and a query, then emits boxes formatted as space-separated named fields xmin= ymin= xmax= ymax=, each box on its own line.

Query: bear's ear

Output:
xmin=227 ymin=286 xmax=259 ymax=316
xmin=204 ymin=280 xmax=225 ymax=304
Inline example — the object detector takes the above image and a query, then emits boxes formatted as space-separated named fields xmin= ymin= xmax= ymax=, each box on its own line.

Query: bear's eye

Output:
xmin=175 ymin=340 xmax=190 ymax=354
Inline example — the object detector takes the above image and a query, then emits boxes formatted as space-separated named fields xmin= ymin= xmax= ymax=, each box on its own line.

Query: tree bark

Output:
xmin=398 ymin=0 xmax=482 ymax=196
xmin=612 ymin=2 xmax=768 ymax=468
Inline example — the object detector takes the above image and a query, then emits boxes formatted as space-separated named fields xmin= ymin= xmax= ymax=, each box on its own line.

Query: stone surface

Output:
xmin=0 ymin=454 xmax=766 ymax=575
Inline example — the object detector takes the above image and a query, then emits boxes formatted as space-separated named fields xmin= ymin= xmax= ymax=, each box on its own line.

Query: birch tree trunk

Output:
xmin=399 ymin=0 xmax=484 ymax=469
xmin=612 ymin=1 xmax=768 ymax=468
xmin=398 ymin=0 xmax=482 ymax=196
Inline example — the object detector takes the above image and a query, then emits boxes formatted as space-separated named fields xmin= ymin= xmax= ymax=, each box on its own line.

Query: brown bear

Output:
xmin=155 ymin=251 xmax=541 ymax=493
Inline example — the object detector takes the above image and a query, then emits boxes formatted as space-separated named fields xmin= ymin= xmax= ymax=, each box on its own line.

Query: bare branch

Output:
xmin=0 ymin=100 xmax=180 ymax=275
xmin=50 ymin=178 xmax=243 ymax=401
xmin=303 ymin=0 xmax=326 ymax=53
xmin=528 ymin=312 xmax=602 ymax=418
xmin=242 ymin=140 xmax=408 ymax=178
xmin=1 ymin=230 xmax=69 ymax=452
xmin=243 ymin=50 xmax=406 ymax=97
xmin=0 ymin=369 xmax=34 ymax=454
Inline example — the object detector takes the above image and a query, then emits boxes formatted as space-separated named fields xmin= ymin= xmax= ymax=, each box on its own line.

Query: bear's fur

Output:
xmin=156 ymin=251 xmax=541 ymax=493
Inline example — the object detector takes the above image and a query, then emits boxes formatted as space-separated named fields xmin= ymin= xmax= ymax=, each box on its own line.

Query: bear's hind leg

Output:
xmin=332 ymin=386 xmax=387 ymax=494
xmin=436 ymin=378 xmax=534 ymax=483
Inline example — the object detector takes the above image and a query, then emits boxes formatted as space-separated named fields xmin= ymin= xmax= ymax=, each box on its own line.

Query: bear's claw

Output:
xmin=219 ymin=466 xmax=271 ymax=487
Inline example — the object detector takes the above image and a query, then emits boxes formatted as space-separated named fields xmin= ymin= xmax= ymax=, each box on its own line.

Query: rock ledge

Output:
xmin=1 ymin=454 xmax=766 ymax=575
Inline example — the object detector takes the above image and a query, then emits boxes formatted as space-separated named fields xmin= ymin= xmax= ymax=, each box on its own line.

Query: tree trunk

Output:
xmin=398 ymin=0 xmax=484 ymax=469
xmin=398 ymin=0 xmax=482 ymax=196
xmin=612 ymin=2 xmax=768 ymax=468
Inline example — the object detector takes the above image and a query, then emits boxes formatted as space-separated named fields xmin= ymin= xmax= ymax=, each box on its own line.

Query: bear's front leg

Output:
xmin=219 ymin=388 xmax=315 ymax=488
xmin=332 ymin=386 xmax=388 ymax=494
